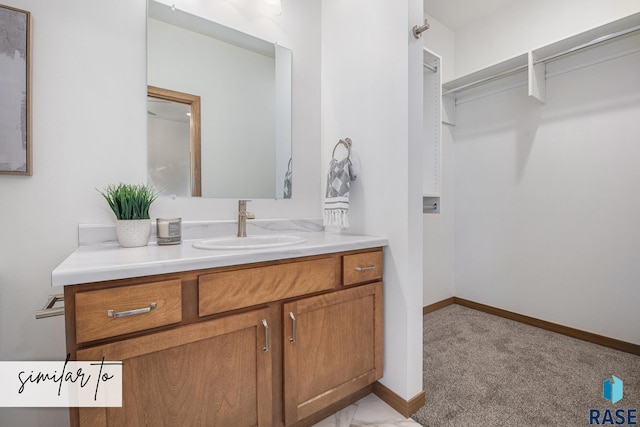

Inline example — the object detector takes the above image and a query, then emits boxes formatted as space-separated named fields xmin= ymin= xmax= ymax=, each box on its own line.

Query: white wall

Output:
xmin=454 ymin=35 xmax=640 ymax=344
xmin=422 ymin=15 xmax=456 ymax=306
xmin=0 ymin=0 xmax=319 ymax=425
xmin=455 ymin=0 xmax=640 ymax=77
xmin=321 ymin=0 xmax=424 ymax=401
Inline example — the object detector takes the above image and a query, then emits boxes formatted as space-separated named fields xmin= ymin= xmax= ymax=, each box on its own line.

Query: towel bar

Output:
xmin=35 ymin=294 xmax=64 ymax=319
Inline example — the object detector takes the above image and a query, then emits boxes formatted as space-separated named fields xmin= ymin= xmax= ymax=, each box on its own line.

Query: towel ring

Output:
xmin=332 ymin=138 xmax=352 ymax=160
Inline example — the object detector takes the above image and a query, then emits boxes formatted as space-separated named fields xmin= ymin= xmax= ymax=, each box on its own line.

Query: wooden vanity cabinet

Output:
xmin=64 ymin=248 xmax=383 ymax=427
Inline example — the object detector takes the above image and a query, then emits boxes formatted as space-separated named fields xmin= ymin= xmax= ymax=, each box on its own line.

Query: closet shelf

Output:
xmin=442 ymin=54 xmax=527 ymax=96
xmin=442 ymin=11 xmax=640 ymax=107
xmin=531 ymin=13 xmax=640 ymax=65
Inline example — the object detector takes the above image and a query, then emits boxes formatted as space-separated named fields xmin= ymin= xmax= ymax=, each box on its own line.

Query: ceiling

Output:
xmin=423 ymin=0 xmax=516 ymax=31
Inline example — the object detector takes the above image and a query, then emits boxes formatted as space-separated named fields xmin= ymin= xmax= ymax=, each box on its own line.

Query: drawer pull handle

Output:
xmin=289 ymin=312 xmax=297 ymax=344
xmin=107 ymin=302 xmax=157 ymax=318
xmin=261 ymin=319 xmax=270 ymax=352
xmin=355 ymin=265 xmax=376 ymax=272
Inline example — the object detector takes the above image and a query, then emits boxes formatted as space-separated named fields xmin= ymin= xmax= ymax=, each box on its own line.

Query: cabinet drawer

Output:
xmin=343 ymin=250 xmax=383 ymax=286
xmin=199 ymin=257 xmax=340 ymax=317
xmin=75 ymin=279 xmax=182 ymax=344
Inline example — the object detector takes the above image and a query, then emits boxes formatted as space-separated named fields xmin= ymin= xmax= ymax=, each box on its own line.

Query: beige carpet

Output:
xmin=412 ymin=304 xmax=640 ymax=427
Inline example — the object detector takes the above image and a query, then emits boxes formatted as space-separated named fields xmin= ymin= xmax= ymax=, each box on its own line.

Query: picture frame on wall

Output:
xmin=0 ymin=4 xmax=31 ymax=175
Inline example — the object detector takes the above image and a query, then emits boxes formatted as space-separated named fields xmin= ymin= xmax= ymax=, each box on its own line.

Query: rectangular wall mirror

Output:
xmin=147 ymin=0 xmax=293 ymax=199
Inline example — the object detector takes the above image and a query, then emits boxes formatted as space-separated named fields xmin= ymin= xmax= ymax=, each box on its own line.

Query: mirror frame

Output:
xmin=148 ymin=85 xmax=202 ymax=196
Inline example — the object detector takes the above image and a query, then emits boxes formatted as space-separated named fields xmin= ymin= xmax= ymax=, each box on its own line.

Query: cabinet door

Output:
xmin=76 ymin=308 xmax=272 ymax=427
xmin=283 ymin=282 xmax=383 ymax=425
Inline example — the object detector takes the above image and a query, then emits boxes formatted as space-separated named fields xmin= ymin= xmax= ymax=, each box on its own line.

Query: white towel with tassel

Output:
xmin=323 ymin=157 xmax=356 ymax=229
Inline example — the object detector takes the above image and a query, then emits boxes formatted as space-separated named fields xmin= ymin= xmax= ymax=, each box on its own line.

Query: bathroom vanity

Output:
xmin=54 ymin=228 xmax=386 ymax=427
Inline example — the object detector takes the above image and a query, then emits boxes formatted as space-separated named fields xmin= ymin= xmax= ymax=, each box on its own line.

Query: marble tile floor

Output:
xmin=312 ymin=393 xmax=422 ymax=427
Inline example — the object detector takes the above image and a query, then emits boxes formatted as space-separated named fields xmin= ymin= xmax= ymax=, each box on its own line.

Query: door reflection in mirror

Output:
xmin=147 ymin=87 xmax=201 ymax=197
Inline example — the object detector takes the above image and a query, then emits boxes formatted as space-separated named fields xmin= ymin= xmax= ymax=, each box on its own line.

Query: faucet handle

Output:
xmin=239 ymin=199 xmax=252 ymax=211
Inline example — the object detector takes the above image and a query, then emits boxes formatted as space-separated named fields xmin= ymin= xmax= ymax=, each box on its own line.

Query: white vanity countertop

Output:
xmin=52 ymin=231 xmax=388 ymax=287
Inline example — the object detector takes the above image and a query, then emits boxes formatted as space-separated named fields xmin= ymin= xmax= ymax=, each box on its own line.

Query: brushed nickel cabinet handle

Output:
xmin=288 ymin=312 xmax=297 ymax=344
xmin=261 ymin=319 xmax=270 ymax=352
xmin=107 ymin=302 xmax=157 ymax=318
xmin=355 ymin=265 xmax=376 ymax=272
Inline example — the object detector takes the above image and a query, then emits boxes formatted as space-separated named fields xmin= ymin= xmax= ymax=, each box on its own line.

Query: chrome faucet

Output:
xmin=237 ymin=200 xmax=255 ymax=237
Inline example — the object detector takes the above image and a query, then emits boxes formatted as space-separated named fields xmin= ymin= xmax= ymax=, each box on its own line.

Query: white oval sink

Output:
xmin=192 ymin=234 xmax=307 ymax=250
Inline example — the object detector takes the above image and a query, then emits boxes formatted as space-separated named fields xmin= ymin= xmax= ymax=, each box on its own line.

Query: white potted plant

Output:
xmin=99 ymin=183 xmax=158 ymax=248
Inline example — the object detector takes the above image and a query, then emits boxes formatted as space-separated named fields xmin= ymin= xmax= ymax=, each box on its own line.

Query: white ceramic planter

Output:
xmin=116 ymin=219 xmax=151 ymax=248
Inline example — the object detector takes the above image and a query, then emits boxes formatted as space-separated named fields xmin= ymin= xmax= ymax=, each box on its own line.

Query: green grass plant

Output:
xmin=98 ymin=183 xmax=158 ymax=220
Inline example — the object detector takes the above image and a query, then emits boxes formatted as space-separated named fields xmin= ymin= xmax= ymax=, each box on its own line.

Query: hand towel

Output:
xmin=283 ymin=158 xmax=292 ymax=199
xmin=323 ymin=157 xmax=356 ymax=228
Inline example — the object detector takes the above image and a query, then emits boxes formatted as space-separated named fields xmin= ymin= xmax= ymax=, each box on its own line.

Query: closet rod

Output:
xmin=423 ymin=63 xmax=438 ymax=73
xmin=442 ymin=64 xmax=527 ymax=95
xmin=533 ymin=24 xmax=640 ymax=65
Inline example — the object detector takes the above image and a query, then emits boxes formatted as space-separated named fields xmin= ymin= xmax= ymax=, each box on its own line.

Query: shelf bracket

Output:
xmin=442 ymin=94 xmax=456 ymax=126
xmin=528 ymin=51 xmax=546 ymax=104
